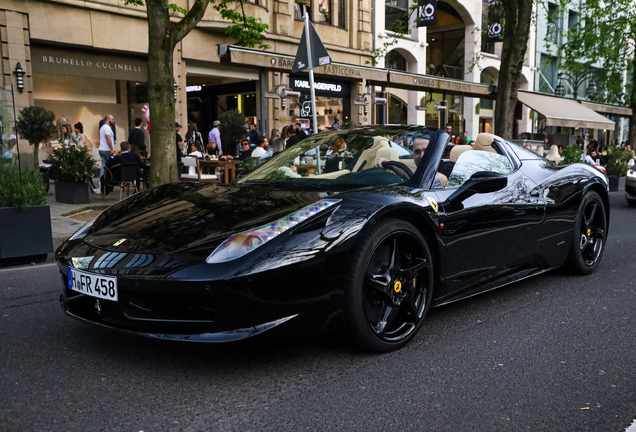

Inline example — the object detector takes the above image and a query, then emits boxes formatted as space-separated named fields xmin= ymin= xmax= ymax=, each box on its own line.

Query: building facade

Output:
xmin=0 ymin=0 xmax=374 ymax=163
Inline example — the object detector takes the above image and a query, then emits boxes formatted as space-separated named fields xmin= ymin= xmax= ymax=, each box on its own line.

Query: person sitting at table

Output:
xmin=101 ymin=141 xmax=146 ymax=195
xmin=238 ymin=138 xmax=253 ymax=161
xmin=186 ymin=142 xmax=204 ymax=175
xmin=251 ymin=138 xmax=273 ymax=159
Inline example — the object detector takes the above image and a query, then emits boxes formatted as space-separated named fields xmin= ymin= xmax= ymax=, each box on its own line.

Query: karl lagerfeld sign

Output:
xmin=31 ymin=47 xmax=147 ymax=82
xmin=417 ymin=0 xmax=437 ymax=27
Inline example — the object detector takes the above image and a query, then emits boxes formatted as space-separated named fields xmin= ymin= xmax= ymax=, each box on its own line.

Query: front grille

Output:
xmin=123 ymin=294 xmax=217 ymax=322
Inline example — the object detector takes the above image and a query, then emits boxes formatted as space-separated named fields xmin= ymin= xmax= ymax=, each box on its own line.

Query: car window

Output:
xmin=389 ymin=140 xmax=413 ymax=158
xmin=447 ymin=151 xmax=514 ymax=188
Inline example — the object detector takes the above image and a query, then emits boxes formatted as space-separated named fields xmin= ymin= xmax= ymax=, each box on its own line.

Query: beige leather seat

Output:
xmin=373 ymin=147 xmax=399 ymax=167
xmin=438 ymin=173 xmax=448 ymax=188
xmin=313 ymin=169 xmax=350 ymax=179
xmin=449 ymin=144 xmax=472 ymax=162
xmin=474 ymin=133 xmax=504 ymax=153
xmin=352 ymin=136 xmax=390 ymax=172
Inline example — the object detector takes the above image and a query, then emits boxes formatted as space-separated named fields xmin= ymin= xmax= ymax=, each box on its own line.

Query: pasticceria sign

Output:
xmin=31 ymin=47 xmax=147 ymax=82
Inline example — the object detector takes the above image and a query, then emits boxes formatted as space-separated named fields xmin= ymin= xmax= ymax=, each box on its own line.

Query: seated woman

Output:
xmin=187 ymin=142 xmax=204 ymax=176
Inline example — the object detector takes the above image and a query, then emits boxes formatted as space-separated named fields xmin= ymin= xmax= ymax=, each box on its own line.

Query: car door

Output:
xmin=433 ymin=147 xmax=545 ymax=300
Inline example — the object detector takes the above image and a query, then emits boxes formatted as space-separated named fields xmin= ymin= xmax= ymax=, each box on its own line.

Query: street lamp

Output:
xmin=554 ymin=71 xmax=598 ymax=100
xmin=13 ymin=62 xmax=25 ymax=93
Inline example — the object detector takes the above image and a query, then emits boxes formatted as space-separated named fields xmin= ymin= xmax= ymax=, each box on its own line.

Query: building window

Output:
xmin=338 ymin=0 xmax=346 ymax=29
xmin=295 ymin=0 xmax=311 ymax=20
xmin=567 ymin=11 xmax=579 ymax=31
xmin=385 ymin=0 xmax=408 ymax=32
xmin=318 ymin=0 xmax=331 ymax=24
xmin=539 ymin=54 xmax=558 ymax=94
xmin=387 ymin=50 xmax=407 ymax=71
xmin=547 ymin=3 xmax=559 ymax=45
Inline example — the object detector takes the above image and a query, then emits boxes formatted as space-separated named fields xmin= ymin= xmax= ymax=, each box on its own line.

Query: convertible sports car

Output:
xmin=56 ymin=126 xmax=609 ymax=352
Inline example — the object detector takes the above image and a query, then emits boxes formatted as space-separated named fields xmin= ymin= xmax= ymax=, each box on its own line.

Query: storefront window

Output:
xmin=386 ymin=50 xmax=407 ymax=71
xmin=289 ymin=75 xmax=350 ymax=129
xmin=388 ymin=95 xmax=407 ymax=124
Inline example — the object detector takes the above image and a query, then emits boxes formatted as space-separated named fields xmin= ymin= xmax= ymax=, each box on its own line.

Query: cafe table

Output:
xmin=198 ymin=159 xmax=238 ymax=184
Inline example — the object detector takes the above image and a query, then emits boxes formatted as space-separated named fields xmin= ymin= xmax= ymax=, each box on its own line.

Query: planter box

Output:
xmin=609 ymin=176 xmax=626 ymax=192
xmin=56 ymin=181 xmax=89 ymax=204
xmin=0 ymin=206 xmax=53 ymax=261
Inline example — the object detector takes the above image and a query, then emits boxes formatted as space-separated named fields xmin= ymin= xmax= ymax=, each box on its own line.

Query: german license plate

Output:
xmin=67 ymin=267 xmax=118 ymax=301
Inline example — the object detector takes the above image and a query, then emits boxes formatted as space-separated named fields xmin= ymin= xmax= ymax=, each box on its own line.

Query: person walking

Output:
xmin=128 ymin=118 xmax=146 ymax=152
xmin=185 ymin=122 xmax=204 ymax=155
xmin=248 ymin=123 xmax=261 ymax=144
xmin=208 ymin=120 xmax=223 ymax=155
xmin=99 ymin=115 xmax=115 ymax=176
xmin=175 ymin=122 xmax=183 ymax=162
xmin=99 ymin=115 xmax=116 ymax=144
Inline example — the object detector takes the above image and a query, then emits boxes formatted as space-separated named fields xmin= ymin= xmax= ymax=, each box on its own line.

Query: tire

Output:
xmin=344 ymin=218 xmax=434 ymax=352
xmin=564 ymin=191 xmax=607 ymax=275
xmin=626 ymin=197 xmax=636 ymax=207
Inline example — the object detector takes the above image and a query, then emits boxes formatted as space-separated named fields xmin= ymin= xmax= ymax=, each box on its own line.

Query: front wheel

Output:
xmin=344 ymin=219 xmax=434 ymax=352
xmin=565 ymin=191 xmax=607 ymax=275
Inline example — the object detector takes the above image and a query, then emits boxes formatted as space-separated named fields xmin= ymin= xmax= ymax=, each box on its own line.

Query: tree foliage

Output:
xmin=46 ymin=145 xmax=96 ymax=184
xmin=14 ymin=105 xmax=57 ymax=170
xmin=0 ymin=160 xmax=46 ymax=209
xmin=555 ymin=0 xmax=636 ymax=146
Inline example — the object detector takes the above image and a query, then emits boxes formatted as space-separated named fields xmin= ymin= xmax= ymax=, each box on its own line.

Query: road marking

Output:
xmin=0 ymin=262 xmax=57 ymax=273
xmin=626 ymin=419 xmax=636 ymax=432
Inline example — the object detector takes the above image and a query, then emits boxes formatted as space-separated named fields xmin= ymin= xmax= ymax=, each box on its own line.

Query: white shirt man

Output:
xmin=98 ymin=115 xmax=115 ymax=177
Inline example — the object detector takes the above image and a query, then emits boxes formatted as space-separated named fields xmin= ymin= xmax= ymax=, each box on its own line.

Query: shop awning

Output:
xmin=388 ymin=71 xmax=493 ymax=98
xmin=580 ymin=101 xmax=632 ymax=118
xmin=518 ymin=91 xmax=615 ymax=130
xmin=217 ymin=45 xmax=388 ymax=83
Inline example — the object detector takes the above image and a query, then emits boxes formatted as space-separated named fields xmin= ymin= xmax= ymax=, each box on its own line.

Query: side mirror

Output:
xmin=464 ymin=171 xmax=508 ymax=194
xmin=441 ymin=171 xmax=508 ymax=212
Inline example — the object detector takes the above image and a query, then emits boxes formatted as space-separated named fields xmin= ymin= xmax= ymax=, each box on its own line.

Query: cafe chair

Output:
xmin=101 ymin=162 xmax=140 ymax=201
xmin=180 ymin=156 xmax=217 ymax=182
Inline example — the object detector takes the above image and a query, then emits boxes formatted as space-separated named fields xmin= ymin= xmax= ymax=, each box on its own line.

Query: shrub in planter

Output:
xmin=606 ymin=145 xmax=631 ymax=191
xmin=47 ymin=145 xmax=96 ymax=204
xmin=562 ymin=144 xmax=584 ymax=165
xmin=0 ymin=161 xmax=52 ymax=261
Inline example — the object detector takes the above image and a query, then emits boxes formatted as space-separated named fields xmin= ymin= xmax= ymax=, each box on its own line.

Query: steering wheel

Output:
xmin=381 ymin=161 xmax=414 ymax=181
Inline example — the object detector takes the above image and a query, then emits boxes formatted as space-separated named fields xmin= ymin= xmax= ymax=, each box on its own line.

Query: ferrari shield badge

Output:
xmin=426 ymin=197 xmax=439 ymax=212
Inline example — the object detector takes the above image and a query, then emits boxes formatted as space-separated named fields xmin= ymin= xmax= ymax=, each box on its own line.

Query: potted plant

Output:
xmin=562 ymin=144 xmax=584 ymax=165
xmin=0 ymin=160 xmax=52 ymax=262
xmin=14 ymin=105 xmax=57 ymax=170
xmin=606 ymin=145 xmax=631 ymax=191
xmin=219 ymin=109 xmax=248 ymax=157
xmin=47 ymin=145 xmax=96 ymax=204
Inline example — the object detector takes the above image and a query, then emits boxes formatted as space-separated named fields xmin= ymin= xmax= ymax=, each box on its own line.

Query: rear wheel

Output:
xmin=565 ymin=191 xmax=607 ymax=275
xmin=344 ymin=219 xmax=433 ymax=352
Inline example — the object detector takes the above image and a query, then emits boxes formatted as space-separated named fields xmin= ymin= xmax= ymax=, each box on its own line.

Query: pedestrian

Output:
xmin=208 ymin=120 xmax=223 ymax=155
xmin=128 ymin=118 xmax=146 ymax=152
xmin=248 ymin=123 xmax=261 ymax=143
xmin=332 ymin=117 xmax=341 ymax=130
xmin=444 ymin=123 xmax=452 ymax=135
xmin=269 ymin=129 xmax=281 ymax=149
xmin=286 ymin=128 xmax=306 ymax=148
xmin=558 ymin=145 xmax=564 ymax=156
xmin=175 ymin=122 xmax=183 ymax=163
xmin=72 ymin=123 xmax=85 ymax=146
xmin=463 ymin=130 xmax=472 ymax=144
xmin=98 ymin=115 xmax=115 ymax=177
xmin=207 ymin=141 xmax=220 ymax=157
xmin=99 ymin=115 xmax=116 ymax=144
xmin=185 ymin=122 xmax=204 ymax=155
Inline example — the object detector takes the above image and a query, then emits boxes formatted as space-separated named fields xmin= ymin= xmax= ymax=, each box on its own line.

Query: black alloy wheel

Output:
xmin=344 ymin=219 xmax=433 ymax=352
xmin=566 ymin=191 xmax=607 ymax=275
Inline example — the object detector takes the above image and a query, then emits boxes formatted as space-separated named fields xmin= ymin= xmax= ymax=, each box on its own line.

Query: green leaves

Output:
xmin=14 ymin=106 xmax=56 ymax=148
xmin=562 ymin=144 xmax=584 ymax=165
xmin=46 ymin=145 xmax=97 ymax=184
xmin=0 ymin=161 xmax=46 ymax=209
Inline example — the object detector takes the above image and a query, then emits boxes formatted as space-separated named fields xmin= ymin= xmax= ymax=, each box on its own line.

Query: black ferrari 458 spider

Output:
xmin=56 ymin=126 xmax=609 ymax=351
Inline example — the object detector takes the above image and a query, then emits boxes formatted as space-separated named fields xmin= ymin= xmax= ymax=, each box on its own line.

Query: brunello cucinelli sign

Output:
xmin=31 ymin=47 xmax=147 ymax=82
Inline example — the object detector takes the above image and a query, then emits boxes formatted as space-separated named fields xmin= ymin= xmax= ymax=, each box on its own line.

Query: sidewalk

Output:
xmin=48 ymin=179 xmax=120 ymax=250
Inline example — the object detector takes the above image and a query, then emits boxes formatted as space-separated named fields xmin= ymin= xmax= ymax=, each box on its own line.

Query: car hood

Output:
xmin=84 ymin=182 xmax=338 ymax=254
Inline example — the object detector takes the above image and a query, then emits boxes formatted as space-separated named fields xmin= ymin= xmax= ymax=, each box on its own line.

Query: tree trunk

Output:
xmin=628 ymin=56 xmax=636 ymax=149
xmin=494 ymin=0 xmax=533 ymax=140
xmin=32 ymin=143 xmax=39 ymax=170
xmin=146 ymin=0 xmax=178 ymax=186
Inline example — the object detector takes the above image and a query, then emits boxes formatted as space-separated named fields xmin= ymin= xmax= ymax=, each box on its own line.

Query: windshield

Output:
xmin=240 ymin=126 xmax=437 ymax=188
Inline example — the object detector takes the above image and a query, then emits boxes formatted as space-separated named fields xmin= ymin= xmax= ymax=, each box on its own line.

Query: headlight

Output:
xmin=206 ymin=199 xmax=340 ymax=264
xmin=69 ymin=217 xmax=98 ymax=241
xmin=628 ymin=169 xmax=636 ymax=178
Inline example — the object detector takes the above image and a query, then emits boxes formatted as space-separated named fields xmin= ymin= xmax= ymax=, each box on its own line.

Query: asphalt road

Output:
xmin=2 ymin=192 xmax=636 ymax=432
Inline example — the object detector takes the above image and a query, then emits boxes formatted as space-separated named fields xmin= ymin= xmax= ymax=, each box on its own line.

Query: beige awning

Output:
xmin=580 ymin=101 xmax=632 ymax=117
xmin=518 ymin=91 xmax=615 ymax=131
